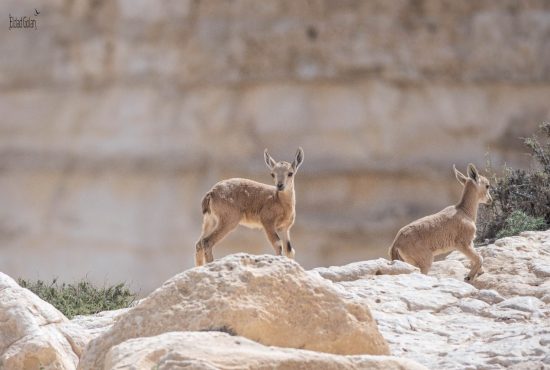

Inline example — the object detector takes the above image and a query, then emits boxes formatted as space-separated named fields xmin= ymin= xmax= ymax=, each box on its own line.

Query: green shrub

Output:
xmin=477 ymin=122 xmax=550 ymax=242
xmin=17 ymin=278 xmax=136 ymax=319
xmin=495 ymin=210 xmax=546 ymax=238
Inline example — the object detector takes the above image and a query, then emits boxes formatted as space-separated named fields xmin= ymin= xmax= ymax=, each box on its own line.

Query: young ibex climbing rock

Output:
xmin=195 ymin=148 xmax=304 ymax=266
xmin=389 ymin=163 xmax=492 ymax=281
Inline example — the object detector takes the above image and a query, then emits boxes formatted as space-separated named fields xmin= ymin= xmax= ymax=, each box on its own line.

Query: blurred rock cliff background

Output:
xmin=1 ymin=0 xmax=549 ymax=293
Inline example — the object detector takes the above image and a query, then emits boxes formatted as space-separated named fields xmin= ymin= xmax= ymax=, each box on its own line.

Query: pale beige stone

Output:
xmin=310 ymin=258 xmax=419 ymax=282
xmin=349 ymin=269 xmax=550 ymax=369
xmin=3 ymin=231 xmax=550 ymax=369
xmin=104 ymin=331 xmax=427 ymax=370
xmin=431 ymin=230 xmax=550 ymax=298
xmin=0 ymin=273 xmax=89 ymax=370
xmin=71 ymin=308 xmax=131 ymax=340
xmin=78 ymin=254 xmax=390 ymax=369
xmin=340 ymin=230 xmax=550 ymax=369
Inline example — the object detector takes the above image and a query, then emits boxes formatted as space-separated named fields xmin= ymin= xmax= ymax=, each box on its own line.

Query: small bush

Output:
xmin=17 ymin=278 xmax=136 ymax=319
xmin=495 ymin=210 xmax=546 ymax=238
xmin=477 ymin=123 xmax=550 ymax=242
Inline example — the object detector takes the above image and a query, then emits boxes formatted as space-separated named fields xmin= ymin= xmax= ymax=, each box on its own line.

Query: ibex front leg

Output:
xmin=462 ymin=242 xmax=483 ymax=281
xmin=263 ymin=222 xmax=282 ymax=255
xmin=199 ymin=216 xmax=239 ymax=265
xmin=279 ymin=228 xmax=295 ymax=259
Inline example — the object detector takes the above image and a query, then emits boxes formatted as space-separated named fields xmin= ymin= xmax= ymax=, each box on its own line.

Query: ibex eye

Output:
xmin=288 ymin=173 xmax=293 ymax=177
xmin=271 ymin=173 xmax=275 ymax=178
xmin=486 ymin=185 xmax=490 ymax=189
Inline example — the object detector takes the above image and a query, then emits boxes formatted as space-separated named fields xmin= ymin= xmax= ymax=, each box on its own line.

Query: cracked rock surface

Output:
xmin=432 ymin=231 xmax=550 ymax=300
xmin=333 ymin=230 xmax=550 ymax=369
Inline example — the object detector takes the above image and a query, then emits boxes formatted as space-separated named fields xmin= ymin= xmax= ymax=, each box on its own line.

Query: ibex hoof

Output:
xmin=287 ymin=248 xmax=296 ymax=259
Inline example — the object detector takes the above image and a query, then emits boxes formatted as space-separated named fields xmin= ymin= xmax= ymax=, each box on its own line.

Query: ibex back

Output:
xmin=389 ymin=163 xmax=492 ymax=281
xmin=195 ymin=148 xmax=304 ymax=266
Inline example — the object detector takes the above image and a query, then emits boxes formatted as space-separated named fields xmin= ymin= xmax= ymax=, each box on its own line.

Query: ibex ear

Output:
xmin=467 ymin=163 xmax=479 ymax=183
xmin=454 ymin=164 xmax=468 ymax=185
xmin=264 ymin=149 xmax=276 ymax=170
xmin=292 ymin=147 xmax=304 ymax=171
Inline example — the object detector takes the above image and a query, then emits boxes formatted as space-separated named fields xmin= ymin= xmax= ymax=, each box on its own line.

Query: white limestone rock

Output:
xmin=432 ymin=230 xmax=550 ymax=299
xmin=78 ymin=254 xmax=390 ymax=369
xmin=338 ymin=230 xmax=550 ymax=369
xmin=0 ymin=272 xmax=90 ymax=370
xmin=340 ymin=272 xmax=549 ymax=369
xmin=311 ymin=258 xmax=419 ymax=282
xmin=71 ymin=308 xmax=130 ymax=340
xmin=104 ymin=331 xmax=427 ymax=370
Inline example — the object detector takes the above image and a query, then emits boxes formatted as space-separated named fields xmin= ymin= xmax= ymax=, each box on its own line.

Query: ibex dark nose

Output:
xmin=277 ymin=183 xmax=284 ymax=191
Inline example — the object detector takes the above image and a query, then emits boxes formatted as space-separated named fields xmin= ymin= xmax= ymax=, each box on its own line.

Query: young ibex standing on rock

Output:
xmin=389 ymin=164 xmax=492 ymax=281
xmin=195 ymin=148 xmax=304 ymax=266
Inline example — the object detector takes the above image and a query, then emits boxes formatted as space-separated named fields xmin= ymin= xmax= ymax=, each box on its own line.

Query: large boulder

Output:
xmin=78 ymin=254 xmax=390 ymax=369
xmin=0 ymin=272 xmax=90 ymax=370
xmin=104 ymin=331 xmax=427 ymax=370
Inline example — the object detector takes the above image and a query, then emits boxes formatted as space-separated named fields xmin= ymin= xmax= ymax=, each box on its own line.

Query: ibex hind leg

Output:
xmin=398 ymin=246 xmax=433 ymax=274
xmin=417 ymin=251 xmax=434 ymax=275
xmin=201 ymin=217 xmax=239 ymax=264
xmin=194 ymin=214 xmax=218 ymax=267
xmin=195 ymin=240 xmax=206 ymax=266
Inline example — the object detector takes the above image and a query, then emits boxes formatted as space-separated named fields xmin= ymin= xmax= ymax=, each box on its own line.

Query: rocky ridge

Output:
xmin=0 ymin=230 xmax=548 ymax=369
